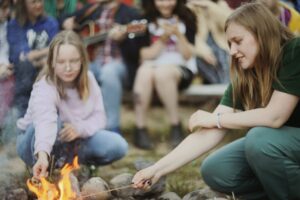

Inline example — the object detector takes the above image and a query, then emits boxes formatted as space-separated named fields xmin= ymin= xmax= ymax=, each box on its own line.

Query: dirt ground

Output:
xmin=0 ymin=100 xmax=244 ymax=198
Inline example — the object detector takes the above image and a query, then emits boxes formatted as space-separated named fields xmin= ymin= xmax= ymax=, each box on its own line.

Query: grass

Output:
xmin=94 ymin=101 xmax=245 ymax=198
xmin=0 ymin=100 xmax=245 ymax=199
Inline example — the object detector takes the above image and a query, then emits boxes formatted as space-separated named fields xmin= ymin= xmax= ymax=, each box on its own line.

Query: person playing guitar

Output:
xmin=62 ymin=0 xmax=145 ymax=135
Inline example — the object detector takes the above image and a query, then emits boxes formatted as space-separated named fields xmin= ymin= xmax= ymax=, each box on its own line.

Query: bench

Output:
xmin=123 ymin=84 xmax=228 ymax=105
xmin=183 ymin=84 xmax=228 ymax=97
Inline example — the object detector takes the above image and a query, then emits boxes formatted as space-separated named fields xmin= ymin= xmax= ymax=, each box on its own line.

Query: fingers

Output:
xmin=59 ymin=123 xmax=78 ymax=142
xmin=132 ymin=179 xmax=152 ymax=190
xmin=33 ymin=163 xmax=48 ymax=179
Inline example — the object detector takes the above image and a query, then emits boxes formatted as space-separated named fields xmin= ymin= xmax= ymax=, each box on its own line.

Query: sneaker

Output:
xmin=133 ymin=128 xmax=154 ymax=150
xmin=170 ymin=123 xmax=184 ymax=148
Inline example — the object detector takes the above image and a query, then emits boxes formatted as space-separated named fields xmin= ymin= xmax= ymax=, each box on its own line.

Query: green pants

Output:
xmin=201 ymin=126 xmax=300 ymax=200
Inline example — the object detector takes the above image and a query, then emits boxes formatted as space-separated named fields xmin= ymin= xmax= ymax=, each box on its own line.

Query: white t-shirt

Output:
xmin=145 ymin=17 xmax=197 ymax=73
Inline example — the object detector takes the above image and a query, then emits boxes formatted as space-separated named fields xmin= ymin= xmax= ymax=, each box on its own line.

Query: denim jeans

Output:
xmin=89 ymin=60 xmax=127 ymax=131
xmin=16 ymin=123 xmax=128 ymax=167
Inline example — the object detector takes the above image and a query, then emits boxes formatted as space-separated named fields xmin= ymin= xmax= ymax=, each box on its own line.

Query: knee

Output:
xmin=201 ymin=156 xmax=235 ymax=193
xmin=94 ymin=134 xmax=128 ymax=164
xmin=245 ymin=127 xmax=274 ymax=163
xmin=201 ymin=156 xmax=217 ymax=188
xmin=153 ymin=68 xmax=172 ymax=83
xmin=112 ymin=136 xmax=128 ymax=160
xmin=200 ymin=154 xmax=240 ymax=194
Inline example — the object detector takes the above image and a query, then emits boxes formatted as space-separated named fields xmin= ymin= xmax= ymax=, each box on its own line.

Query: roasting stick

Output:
xmin=78 ymin=184 xmax=134 ymax=199
xmin=79 ymin=180 xmax=152 ymax=199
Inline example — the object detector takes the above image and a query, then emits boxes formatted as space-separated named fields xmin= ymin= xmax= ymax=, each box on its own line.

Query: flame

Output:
xmin=27 ymin=156 xmax=80 ymax=200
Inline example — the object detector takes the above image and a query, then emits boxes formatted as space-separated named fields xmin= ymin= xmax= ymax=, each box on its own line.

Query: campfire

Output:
xmin=27 ymin=156 xmax=80 ymax=200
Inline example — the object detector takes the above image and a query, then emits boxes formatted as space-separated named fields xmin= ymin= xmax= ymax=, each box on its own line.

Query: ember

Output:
xmin=27 ymin=156 xmax=80 ymax=200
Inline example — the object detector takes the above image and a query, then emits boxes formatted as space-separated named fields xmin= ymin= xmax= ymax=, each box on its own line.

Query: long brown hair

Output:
xmin=15 ymin=0 xmax=45 ymax=27
xmin=44 ymin=30 xmax=90 ymax=101
xmin=142 ymin=0 xmax=197 ymax=35
xmin=225 ymin=2 xmax=294 ymax=110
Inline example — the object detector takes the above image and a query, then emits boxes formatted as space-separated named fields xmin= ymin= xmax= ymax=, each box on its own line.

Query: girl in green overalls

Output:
xmin=132 ymin=2 xmax=300 ymax=199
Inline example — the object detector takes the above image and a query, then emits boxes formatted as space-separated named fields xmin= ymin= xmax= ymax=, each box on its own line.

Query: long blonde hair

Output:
xmin=225 ymin=2 xmax=294 ymax=110
xmin=44 ymin=30 xmax=90 ymax=101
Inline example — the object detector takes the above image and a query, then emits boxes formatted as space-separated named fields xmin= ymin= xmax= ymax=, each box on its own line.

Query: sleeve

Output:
xmin=273 ymin=38 xmax=300 ymax=97
xmin=74 ymin=72 xmax=107 ymax=138
xmin=220 ymin=84 xmax=233 ymax=107
xmin=30 ymin=79 xmax=58 ymax=156
xmin=220 ymin=84 xmax=244 ymax=110
xmin=7 ymin=20 xmax=30 ymax=64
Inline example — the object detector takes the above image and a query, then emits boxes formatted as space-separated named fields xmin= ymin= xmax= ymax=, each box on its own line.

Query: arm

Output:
xmin=32 ymin=81 xmax=58 ymax=157
xmin=161 ymin=22 xmax=194 ymax=60
xmin=25 ymin=48 xmax=49 ymax=63
xmin=132 ymin=104 xmax=233 ymax=189
xmin=175 ymin=30 xmax=194 ymax=60
xmin=140 ymin=39 xmax=166 ymax=61
xmin=219 ymin=90 xmax=299 ymax=129
xmin=189 ymin=0 xmax=231 ymax=27
xmin=0 ymin=63 xmax=13 ymax=80
xmin=191 ymin=90 xmax=299 ymax=130
xmin=30 ymin=79 xmax=58 ymax=179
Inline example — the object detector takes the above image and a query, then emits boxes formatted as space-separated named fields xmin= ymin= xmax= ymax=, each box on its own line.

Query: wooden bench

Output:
xmin=177 ymin=83 xmax=228 ymax=104
xmin=183 ymin=84 xmax=228 ymax=97
xmin=123 ymin=84 xmax=228 ymax=105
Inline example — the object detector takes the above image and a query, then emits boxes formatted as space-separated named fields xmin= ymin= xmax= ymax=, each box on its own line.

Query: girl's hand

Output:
xmin=188 ymin=110 xmax=217 ymax=132
xmin=161 ymin=23 xmax=181 ymax=38
xmin=59 ymin=123 xmax=80 ymax=142
xmin=202 ymin=51 xmax=217 ymax=66
xmin=0 ymin=63 xmax=13 ymax=79
xmin=33 ymin=151 xmax=49 ymax=179
xmin=132 ymin=165 xmax=161 ymax=190
xmin=109 ymin=24 xmax=127 ymax=41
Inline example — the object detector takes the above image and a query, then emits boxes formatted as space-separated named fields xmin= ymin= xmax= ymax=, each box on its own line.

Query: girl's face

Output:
xmin=154 ymin=0 xmax=177 ymax=18
xmin=54 ymin=44 xmax=81 ymax=87
xmin=25 ymin=0 xmax=44 ymax=20
xmin=226 ymin=22 xmax=259 ymax=70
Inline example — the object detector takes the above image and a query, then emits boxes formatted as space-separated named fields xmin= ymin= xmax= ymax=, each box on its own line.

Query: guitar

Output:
xmin=82 ymin=19 xmax=148 ymax=47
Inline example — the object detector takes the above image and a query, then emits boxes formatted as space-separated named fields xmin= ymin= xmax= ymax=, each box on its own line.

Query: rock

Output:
xmin=5 ymin=188 xmax=28 ymax=200
xmin=81 ymin=177 xmax=111 ymax=200
xmin=109 ymin=173 xmax=135 ymax=198
xmin=133 ymin=159 xmax=166 ymax=198
xmin=182 ymin=187 xmax=224 ymax=200
xmin=158 ymin=192 xmax=181 ymax=200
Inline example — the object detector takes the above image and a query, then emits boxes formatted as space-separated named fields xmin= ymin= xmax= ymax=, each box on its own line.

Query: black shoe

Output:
xmin=170 ymin=123 xmax=184 ymax=148
xmin=134 ymin=128 xmax=153 ymax=150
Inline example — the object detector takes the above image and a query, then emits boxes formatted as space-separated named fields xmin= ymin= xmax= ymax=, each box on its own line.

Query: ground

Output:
xmin=0 ymin=100 xmax=245 ymax=199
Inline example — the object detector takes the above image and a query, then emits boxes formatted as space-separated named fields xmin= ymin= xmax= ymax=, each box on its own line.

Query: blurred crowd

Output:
xmin=0 ymin=0 xmax=300 ymax=151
